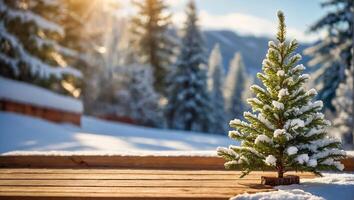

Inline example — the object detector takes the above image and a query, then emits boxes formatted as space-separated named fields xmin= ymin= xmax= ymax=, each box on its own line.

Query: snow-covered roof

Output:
xmin=0 ymin=77 xmax=83 ymax=113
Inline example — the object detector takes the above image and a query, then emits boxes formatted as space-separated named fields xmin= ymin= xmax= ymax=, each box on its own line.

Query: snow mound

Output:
xmin=0 ymin=77 xmax=83 ymax=113
xmin=232 ymin=173 xmax=354 ymax=200
xmin=232 ymin=189 xmax=323 ymax=200
xmin=0 ymin=112 xmax=233 ymax=153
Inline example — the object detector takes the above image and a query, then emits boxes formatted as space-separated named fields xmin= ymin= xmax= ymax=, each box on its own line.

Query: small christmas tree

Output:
xmin=217 ymin=11 xmax=346 ymax=179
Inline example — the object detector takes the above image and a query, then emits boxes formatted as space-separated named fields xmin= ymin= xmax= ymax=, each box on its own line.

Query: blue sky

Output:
xmin=121 ymin=0 xmax=327 ymax=42
xmin=171 ymin=0 xmax=324 ymax=30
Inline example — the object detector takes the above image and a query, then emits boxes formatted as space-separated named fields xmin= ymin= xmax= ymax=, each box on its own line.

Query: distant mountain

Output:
xmin=203 ymin=30 xmax=313 ymax=75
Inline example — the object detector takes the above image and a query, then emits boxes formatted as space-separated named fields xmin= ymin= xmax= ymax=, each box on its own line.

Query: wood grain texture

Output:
xmin=1 ymin=155 xmax=353 ymax=170
xmin=0 ymin=154 xmax=349 ymax=199
xmin=0 ymin=169 xmax=315 ymax=200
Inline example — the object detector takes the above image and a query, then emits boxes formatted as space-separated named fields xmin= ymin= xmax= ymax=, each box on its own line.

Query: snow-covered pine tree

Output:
xmin=117 ymin=63 xmax=165 ymax=127
xmin=166 ymin=1 xmax=212 ymax=132
xmin=94 ymin=24 xmax=163 ymax=128
xmin=224 ymin=52 xmax=247 ymax=120
xmin=333 ymin=66 xmax=353 ymax=147
xmin=208 ymin=44 xmax=226 ymax=134
xmin=69 ymin=0 xmax=122 ymax=113
xmin=130 ymin=0 xmax=176 ymax=94
xmin=0 ymin=0 xmax=81 ymax=93
xmin=304 ymin=0 xmax=353 ymax=110
xmin=217 ymin=11 xmax=346 ymax=178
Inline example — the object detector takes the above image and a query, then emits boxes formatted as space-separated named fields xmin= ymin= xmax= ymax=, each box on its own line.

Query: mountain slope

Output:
xmin=203 ymin=30 xmax=313 ymax=75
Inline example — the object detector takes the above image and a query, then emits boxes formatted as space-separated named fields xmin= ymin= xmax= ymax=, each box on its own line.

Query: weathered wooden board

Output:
xmin=0 ymin=169 xmax=315 ymax=200
xmin=0 ymin=155 xmax=350 ymax=199
xmin=0 ymin=155 xmax=225 ymax=169
xmin=1 ymin=155 xmax=353 ymax=170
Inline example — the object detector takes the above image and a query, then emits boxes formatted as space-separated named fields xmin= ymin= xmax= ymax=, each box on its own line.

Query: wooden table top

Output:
xmin=0 ymin=168 xmax=315 ymax=200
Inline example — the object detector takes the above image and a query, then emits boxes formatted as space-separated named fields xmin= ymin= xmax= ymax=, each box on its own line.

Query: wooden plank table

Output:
xmin=0 ymin=168 xmax=315 ymax=200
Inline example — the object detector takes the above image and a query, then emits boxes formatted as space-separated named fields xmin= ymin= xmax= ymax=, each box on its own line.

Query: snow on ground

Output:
xmin=0 ymin=77 xmax=82 ymax=113
xmin=0 ymin=111 xmax=234 ymax=154
xmin=231 ymin=173 xmax=354 ymax=200
xmin=346 ymin=151 xmax=354 ymax=157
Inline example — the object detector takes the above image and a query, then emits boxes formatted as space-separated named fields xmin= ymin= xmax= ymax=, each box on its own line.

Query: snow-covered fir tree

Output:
xmin=92 ymin=23 xmax=164 ymax=128
xmin=130 ymin=0 xmax=176 ymax=94
xmin=166 ymin=1 xmax=212 ymax=132
xmin=333 ymin=66 xmax=353 ymax=147
xmin=208 ymin=44 xmax=227 ymax=134
xmin=217 ymin=11 xmax=345 ymax=178
xmin=85 ymin=1 xmax=125 ymax=114
xmin=305 ymin=0 xmax=353 ymax=110
xmin=124 ymin=64 xmax=164 ymax=127
xmin=224 ymin=52 xmax=248 ymax=120
xmin=0 ymin=0 xmax=81 ymax=94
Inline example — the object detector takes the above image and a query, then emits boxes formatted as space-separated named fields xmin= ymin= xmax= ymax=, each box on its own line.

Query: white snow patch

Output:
xmin=274 ymin=129 xmax=286 ymax=138
xmin=3 ymin=150 xmax=217 ymax=157
xmin=292 ymin=64 xmax=306 ymax=72
xmin=286 ymin=146 xmax=298 ymax=155
xmin=278 ymin=88 xmax=289 ymax=100
xmin=286 ymin=119 xmax=305 ymax=130
xmin=268 ymin=41 xmax=276 ymax=47
xmin=255 ymin=134 xmax=272 ymax=144
xmin=0 ymin=112 xmax=234 ymax=153
xmin=0 ymin=77 xmax=83 ymax=113
xmin=272 ymin=101 xmax=284 ymax=110
xmin=296 ymin=154 xmax=309 ymax=165
xmin=231 ymin=173 xmax=354 ymax=200
xmin=346 ymin=151 xmax=354 ymax=157
xmin=257 ymin=113 xmax=275 ymax=130
xmin=231 ymin=189 xmax=323 ymax=200
xmin=277 ymin=70 xmax=285 ymax=77
xmin=321 ymin=158 xmax=345 ymax=171
xmin=308 ymin=159 xmax=318 ymax=167
xmin=307 ymin=88 xmax=318 ymax=96
xmin=265 ymin=155 xmax=277 ymax=166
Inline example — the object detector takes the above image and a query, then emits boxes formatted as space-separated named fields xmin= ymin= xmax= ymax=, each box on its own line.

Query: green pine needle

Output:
xmin=277 ymin=10 xmax=286 ymax=43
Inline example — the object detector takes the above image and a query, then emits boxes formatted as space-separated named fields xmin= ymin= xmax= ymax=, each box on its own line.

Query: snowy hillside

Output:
xmin=0 ymin=112 xmax=234 ymax=154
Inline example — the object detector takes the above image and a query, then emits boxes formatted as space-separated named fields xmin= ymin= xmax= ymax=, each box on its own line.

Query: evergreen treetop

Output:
xmin=217 ymin=11 xmax=346 ymax=178
xmin=224 ymin=52 xmax=247 ymax=120
xmin=208 ymin=43 xmax=226 ymax=134
xmin=130 ymin=0 xmax=176 ymax=94
xmin=165 ymin=0 xmax=212 ymax=132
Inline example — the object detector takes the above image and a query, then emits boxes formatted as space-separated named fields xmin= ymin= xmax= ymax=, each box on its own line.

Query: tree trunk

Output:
xmin=277 ymin=169 xmax=284 ymax=178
